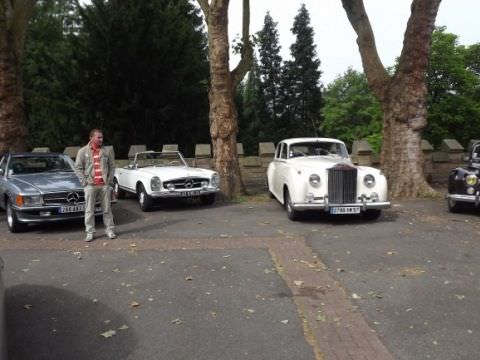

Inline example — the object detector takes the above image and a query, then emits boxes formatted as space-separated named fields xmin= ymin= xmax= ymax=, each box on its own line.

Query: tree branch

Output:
xmin=397 ymin=0 xmax=442 ymax=79
xmin=196 ymin=0 xmax=210 ymax=22
xmin=230 ymin=0 xmax=252 ymax=89
xmin=341 ymin=0 xmax=390 ymax=99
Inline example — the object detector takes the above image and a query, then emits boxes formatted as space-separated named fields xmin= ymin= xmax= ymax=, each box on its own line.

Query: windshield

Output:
xmin=8 ymin=154 xmax=74 ymax=175
xmin=134 ymin=152 xmax=187 ymax=168
xmin=288 ymin=142 xmax=348 ymax=159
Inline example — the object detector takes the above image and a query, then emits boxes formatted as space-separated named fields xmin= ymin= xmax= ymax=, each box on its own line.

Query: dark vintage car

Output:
xmin=446 ymin=141 xmax=480 ymax=212
xmin=0 ymin=257 xmax=5 ymax=360
xmin=0 ymin=152 xmax=105 ymax=232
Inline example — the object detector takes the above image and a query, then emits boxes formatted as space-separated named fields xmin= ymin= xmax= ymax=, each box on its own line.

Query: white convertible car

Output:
xmin=267 ymin=138 xmax=390 ymax=220
xmin=114 ymin=151 xmax=219 ymax=211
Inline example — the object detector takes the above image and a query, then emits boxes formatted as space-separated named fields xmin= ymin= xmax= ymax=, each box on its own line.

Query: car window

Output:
xmin=289 ymin=142 xmax=348 ymax=158
xmin=472 ymin=145 xmax=480 ymax=160
xmin=280 ymin=144 xmax=288 ymax=159
xmin=0 ymin=156 xmax=6 ymax=175
xmin=9 ymin=155 xmax=74 ymax=175
xmin=135 ymin=152 xmax=187 ymax=167
xmin=275 ymin=143 xmax=282 ymax=159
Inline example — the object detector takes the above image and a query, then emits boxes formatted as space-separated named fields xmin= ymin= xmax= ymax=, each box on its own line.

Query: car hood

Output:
xmin=289 ymin=157 xmax=382 ymax=175
xmin=137 ymin=166 xmax=214 ymax=180
xmin=9 ymin=172 xmax=82 ymax=194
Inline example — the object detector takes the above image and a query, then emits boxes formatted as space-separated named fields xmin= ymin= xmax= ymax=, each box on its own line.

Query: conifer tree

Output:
xmin=282 ymin=4 xmax=323 ymax=137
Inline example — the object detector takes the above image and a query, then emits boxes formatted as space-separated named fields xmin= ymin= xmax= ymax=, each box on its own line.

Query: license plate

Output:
xmin=330 ymin=206 xmax=361 ymax=214
xmin=59 ymin=204 xmax=85 ymax=213
xmin=179 ymin=190 xmax=201 ymax=197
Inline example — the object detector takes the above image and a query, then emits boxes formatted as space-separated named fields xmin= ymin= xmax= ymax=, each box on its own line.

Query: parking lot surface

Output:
xmin=1 ymin=195 xmax=479 ymax=360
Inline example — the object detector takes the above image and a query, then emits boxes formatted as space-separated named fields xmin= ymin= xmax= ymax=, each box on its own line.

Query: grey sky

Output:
xmin=228 ymin=0 xmax=479 ymax=85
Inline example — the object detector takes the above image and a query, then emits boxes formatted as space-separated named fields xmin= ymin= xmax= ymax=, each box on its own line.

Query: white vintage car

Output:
xmin=114 ymin=151 xmax=219 ymax=211
xmin=267 ymin=138 xmax=390 ymax=220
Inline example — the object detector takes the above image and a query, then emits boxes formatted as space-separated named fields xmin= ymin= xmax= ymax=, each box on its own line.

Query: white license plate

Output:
xmin=330 ymin=206 xmax=361 ymax=214
xmin=59 ymin=205 xmax=85 ymax=213
xmin=179 ymin=190 xmax=201 ymax=197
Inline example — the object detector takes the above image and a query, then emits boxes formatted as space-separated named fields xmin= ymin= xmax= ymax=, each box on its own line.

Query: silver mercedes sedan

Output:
xmin=0 ymin=152 xmax=104 ymax=232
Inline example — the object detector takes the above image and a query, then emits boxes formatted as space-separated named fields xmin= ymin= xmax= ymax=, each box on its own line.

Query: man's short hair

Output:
xmin=89 ymin=128 xmax=103 ymax=138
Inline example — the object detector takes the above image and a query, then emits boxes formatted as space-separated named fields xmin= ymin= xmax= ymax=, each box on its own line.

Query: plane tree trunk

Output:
xmin=0 ymin=0 xmax=34 ymax=152
xmin=342 ymin=0 xmax=441 ymax=198
xmin=197 ymin=0 xmax=252 ymax=199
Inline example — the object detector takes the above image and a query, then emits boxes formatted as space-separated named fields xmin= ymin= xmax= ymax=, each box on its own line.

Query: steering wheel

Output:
xmin=291 ymin=151 xmax=306 ymax=158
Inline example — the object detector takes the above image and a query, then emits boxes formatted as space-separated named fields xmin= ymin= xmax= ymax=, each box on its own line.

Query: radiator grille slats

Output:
xmin=43 ymin=191 xmax=85 ymax=205
xmin=328 ymin=166 xmax=357 ymax=204
xmin=163 ymin=177 xmax=209 ymax=190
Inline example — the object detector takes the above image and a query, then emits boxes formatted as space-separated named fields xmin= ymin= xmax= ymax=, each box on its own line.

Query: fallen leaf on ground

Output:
xmin=352 ymin=293 xmax=361 ymax=300
xmin=100 ymin=330 xmax=116 ymax=338
xmin=280 ymin=320 xmax=289 ymax=324
xmin=185 ymin=276 xmax=193 ymax=281
xmin=118 ymin=325 xmax=129 ymax=330
xmin=171 ymin=318 xmax=183 ymax=325
xmin=24 ymin=304 xmax=33 ymax=310
xmin=129 ymin=301 xmax=141 ymax=308
xmin=293 ymin=280 xmax=304 ymax=287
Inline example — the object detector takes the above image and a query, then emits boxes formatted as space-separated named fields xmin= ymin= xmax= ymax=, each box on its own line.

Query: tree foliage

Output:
xmin=23 ymin=0 xmax=210 ymax=156
xmin=321 ymin=68 xmax=382 ymax=152
xmin=424 ymin=27 xmax=480 ymax=147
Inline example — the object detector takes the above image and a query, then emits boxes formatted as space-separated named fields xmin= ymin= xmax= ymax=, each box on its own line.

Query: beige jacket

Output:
xmin=74 ymin=144 xmax=115 ymax=187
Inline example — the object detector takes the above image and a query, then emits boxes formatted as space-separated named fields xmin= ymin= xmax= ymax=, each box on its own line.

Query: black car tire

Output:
xmin=6 ymin=201 xmax=26 ymax=233
xmin=447 ymin=197 xmax=466 ymax=213
xmin=137 ymin=183 xmax=153 ymax=212
xmin=362 ymin=209 xmax=382 ymax=221
xmin=113 ymin=178 xmax=125 ymax=199
xmin=285 ymin=189 xmax=301 ymax=221
xmin=200 ymin=193 xmax=216 ymax=205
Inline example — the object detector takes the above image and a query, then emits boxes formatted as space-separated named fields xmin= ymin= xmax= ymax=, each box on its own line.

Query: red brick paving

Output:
xmin=0 ymin=236 xmax=395 ymax=360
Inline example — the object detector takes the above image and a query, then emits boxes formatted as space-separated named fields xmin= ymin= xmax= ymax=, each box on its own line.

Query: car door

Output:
xmin=269 ymin=143 xmax=288 ymax=200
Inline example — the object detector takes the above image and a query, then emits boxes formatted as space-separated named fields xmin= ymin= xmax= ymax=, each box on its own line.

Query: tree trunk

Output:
xmin=0 ymin=0 xmax=34 ymax=153
xmin=342 ymin=0 xmax=441 ymax=198
xmin=197 ymin=0 xmax=252 ymax=199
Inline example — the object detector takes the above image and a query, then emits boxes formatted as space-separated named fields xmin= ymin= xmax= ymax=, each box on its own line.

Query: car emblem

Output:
xmin=184 ymin=179 xmax=194 ymax=189
xmin=66 ymin=192 xmax=80 ymax=204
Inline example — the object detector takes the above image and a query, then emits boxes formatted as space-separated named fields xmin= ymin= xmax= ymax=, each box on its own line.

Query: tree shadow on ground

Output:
xmin=6 ymin=285 xmax=136 ymax=360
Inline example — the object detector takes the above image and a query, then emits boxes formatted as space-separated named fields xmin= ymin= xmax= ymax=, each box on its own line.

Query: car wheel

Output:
xmin=137 ymin=183 xmax=153 ymax=212
xmin=284 ymin=190 xmax=300 ymax=221
xmin=113 ymin=178 xmax=126 ymax=199
xmin=447 ymin=197 xmax=466 ymax=213
xmin=362 ymin=209 xmax=382 ymax=221
xmin=200 ymin=193 xmax=216 ymax=205
xmin=6 ymin=201 xmax=26 ymax=233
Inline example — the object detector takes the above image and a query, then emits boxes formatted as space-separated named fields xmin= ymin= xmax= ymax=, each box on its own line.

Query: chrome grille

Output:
xmin=163 ymin=177 xmax=209 ymax=190
xmin=328 ymin=165 xmax=357 ymax=204
xmin=43 ymin=191 xmax=85 ymax=205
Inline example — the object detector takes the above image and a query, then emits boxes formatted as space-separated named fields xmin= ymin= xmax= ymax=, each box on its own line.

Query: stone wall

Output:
xmin=48 ymin=138 xmax=478 ymax=194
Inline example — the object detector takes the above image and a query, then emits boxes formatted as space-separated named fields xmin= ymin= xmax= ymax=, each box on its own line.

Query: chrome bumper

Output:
xmin=292 ymin=201 xmax=391 ymax=212
xmin=446 ymin=193 xmax=480 ymax=206
xmin=149 ymin=188 xmax=219 ymax=198
xmin=12 ymin=203 xmax=108 ymax=224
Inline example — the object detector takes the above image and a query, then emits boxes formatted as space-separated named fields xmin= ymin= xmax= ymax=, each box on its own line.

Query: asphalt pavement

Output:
xmin=1 ymin=194 xmax=479 ymax=360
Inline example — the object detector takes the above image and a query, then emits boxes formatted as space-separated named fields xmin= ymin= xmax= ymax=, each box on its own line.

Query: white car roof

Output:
xmin=280 ymin=137 xmax=346 ymax=145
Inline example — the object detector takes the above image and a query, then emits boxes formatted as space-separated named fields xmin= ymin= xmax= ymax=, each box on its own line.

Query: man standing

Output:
xmin=75 ymin=129 xmax=116 ymax=242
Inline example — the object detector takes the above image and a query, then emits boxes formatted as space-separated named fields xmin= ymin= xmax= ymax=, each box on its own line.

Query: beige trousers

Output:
xmin=84 ymin=185 xmax=114 ymax=234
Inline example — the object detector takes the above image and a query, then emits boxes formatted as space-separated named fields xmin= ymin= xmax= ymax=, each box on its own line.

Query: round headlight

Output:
xmin=150 ymin=176 xmax=161 ymax=191
xmin=309 ymin=174 xmax=321 ymax=187
xmin=363 ymin=174 xmax=376 ymax=188
xmin=211 ymin=173 xmax=219 ymax=187
xmin=465 ymin=174 xmax=478 ymax=186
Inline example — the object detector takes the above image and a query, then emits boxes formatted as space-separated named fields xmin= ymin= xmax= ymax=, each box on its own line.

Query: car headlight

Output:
xmin=150 ymin=176 xmax=161 ymax=191
xmin=363 ymin=174 xmax=376 ymax=188
xmin=211 ymin=173 xmax=219 ymax=187
xmin=309 ymin=174 xmax=321 ymax=187
xmin=465 ymin=174 xmax=478 ymax=186
xmin=16 ymin=195 xmax=43 ymax=207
